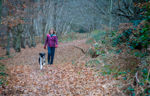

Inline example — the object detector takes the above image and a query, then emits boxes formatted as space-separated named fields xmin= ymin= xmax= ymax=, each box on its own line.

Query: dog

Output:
xmin=39 ymin=53 xmax=46 ymax=70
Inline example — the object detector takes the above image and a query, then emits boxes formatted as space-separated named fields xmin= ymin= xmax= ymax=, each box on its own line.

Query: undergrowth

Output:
xmin=86 ymin=26 xmax=150 ymax=95
xmin=58 ymin=32 xmax=87 ymax=43
xmin=0 ymin=63 xmax=8 ymax=85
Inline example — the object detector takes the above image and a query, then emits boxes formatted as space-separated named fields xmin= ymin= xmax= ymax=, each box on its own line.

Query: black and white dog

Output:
xmin=39 ymin=53 xmax=46 ymax=70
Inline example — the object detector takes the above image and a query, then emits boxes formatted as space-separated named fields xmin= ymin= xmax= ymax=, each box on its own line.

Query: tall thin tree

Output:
xmin=0 ymin=0 xmax=2 ymax=27
xmin=109 ymin=0 xmax=112 ymax=33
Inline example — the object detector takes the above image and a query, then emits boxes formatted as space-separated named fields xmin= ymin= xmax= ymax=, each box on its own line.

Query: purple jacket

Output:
xmin=44 ymin=34 xmax=58 ymax=47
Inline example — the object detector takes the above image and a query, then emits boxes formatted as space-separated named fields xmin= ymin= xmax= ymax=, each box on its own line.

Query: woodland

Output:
xmin=0 ymin=0 xmax=150 ymax=96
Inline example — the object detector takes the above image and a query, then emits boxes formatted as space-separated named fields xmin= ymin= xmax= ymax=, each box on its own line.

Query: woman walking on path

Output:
xmin=44 ymin=29 xmax=58 ymax=65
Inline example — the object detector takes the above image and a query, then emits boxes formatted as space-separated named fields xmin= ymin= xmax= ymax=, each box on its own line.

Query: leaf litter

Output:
xmin=0 ymin=39 xmax=123 ymax=96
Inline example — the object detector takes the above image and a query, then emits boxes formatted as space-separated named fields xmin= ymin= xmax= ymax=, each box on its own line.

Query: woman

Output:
xmin=44 ymin=29 xmax=58 ymax=65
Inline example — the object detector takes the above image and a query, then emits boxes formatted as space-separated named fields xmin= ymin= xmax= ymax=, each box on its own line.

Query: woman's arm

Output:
xmin=55 ymin=36 xmax=58 ymax=47
xmin=44 ymin=34 xmax=49 ymax=47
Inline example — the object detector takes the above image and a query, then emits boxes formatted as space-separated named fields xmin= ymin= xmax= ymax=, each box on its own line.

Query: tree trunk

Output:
xmin=109 ymin=0 xmax=112 ymax=33
xmin=53 ymin=0 xmax=57 ymax=31
xmin=30 ymin=25 xmax=36 ymax=47
xmin=15 ymin=32 xmax=21 ymax=52
xmin=12 ymin=26 xmax=18 ymax=49
xmin=42 ymin=22 xmax=46 ymax=44
xmin=21 ymin=34 xmax=26 ymax=48
xmin=94 ymin=17 xmax=97 ymax=30
xmin=120 ymin=16 xmax=123 ymax=23
xmin=15 ymin=24 xmax=22 ymax=52
xmin=27 ymin=33 xmax=31 ymax=48
xmin=15 ymin=35 xmax=21 ymax=52
xmin=6 ymin=27 xmax=10 ymax=55
xmin=133 ymin=0 xmax=145 ymax=20
xmin=31 ymin=31 xmax=35 ymax=47
xmin=13 ymin=33 xmax=16 ymax=49
xmin=133 ymin=6 xmax=140 ymax=20
xmin=0 ymin=0 xmax=2 ymax=27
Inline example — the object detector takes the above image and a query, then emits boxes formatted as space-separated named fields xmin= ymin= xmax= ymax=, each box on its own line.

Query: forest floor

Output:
xmin=0 ymin=39 xmax=121 ymax=96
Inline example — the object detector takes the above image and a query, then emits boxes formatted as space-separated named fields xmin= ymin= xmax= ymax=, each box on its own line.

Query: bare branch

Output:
xmin=74 ymin=45 xmax=86 ymax=54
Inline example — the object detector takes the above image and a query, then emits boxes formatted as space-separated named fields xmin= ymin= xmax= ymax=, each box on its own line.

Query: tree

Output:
xmin=14 ymin=23 xmax=22 ymax=52
xmin=53 ymin=0 xmax=57 ymax=31
xmin=113 ymin=0 xmax=147 ymax=21
xmin=109 ymin=0 xmax=112 ymax=33
xmin=6 ymin=22 xmax=11 ymax=55
xmin=3 ymin=0 xmax=146 ymax=55
xmin=0 ymin=0 xmax=2 ymax=27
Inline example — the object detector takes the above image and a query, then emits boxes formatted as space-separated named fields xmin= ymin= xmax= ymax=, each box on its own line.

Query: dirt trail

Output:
xmin=0 ymin=39 xmax=119 ymax=96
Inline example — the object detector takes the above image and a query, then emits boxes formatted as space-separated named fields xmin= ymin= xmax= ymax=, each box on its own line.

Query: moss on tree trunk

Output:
xmin=14 ymin=24 xmax=22 ymax=52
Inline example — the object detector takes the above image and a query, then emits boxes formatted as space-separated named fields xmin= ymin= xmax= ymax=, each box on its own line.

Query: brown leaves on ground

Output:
xmin=0 ymin=39 xmax=120 ymax=96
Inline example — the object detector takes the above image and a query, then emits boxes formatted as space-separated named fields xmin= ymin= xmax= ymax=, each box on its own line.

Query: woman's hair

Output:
xmin=49 ymin=29 xmax=56 ymax=34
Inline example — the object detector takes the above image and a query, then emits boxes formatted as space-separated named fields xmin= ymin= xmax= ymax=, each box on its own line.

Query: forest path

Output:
xmin=0 ymin=39 xmax=118 ymax=96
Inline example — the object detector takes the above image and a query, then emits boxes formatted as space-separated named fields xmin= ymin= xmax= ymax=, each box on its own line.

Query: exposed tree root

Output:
xmin=74 ymin=45 xmax=86 ymax=54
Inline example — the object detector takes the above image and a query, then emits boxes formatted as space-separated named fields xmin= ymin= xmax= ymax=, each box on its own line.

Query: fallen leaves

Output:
xmin=0 ymin=39 xmax=121 ymax=95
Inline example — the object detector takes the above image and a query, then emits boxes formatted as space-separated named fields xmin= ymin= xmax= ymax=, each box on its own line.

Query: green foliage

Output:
xmin=100 ymin=64 xmax=128 ymax=78
xmin=100 ymin=64 xmax=150 ymax=95
xmin=58 ymin=32 xmax=78 ymax=42
xmin=112 ymin=2 xmax=150 ymax=57
xmin=112 ymin=11 xmax=150 ymax=58
xmin=87 ymin=22 xmax=149 ymax=95
xmin=0 ymin=57 xmax=4 ymax=60
xmin=86 ymin=30 xmax=107 ymax=44
xmin=0 ymin=63 xmax=8 ymax=85
xmin=86 ymin=38 xmax=94 ymax=44
xmin=0 ymin=53 xmax=15 ymax=60
xmin=7 ymin=55 xmax=13 ymax=58
xmin=86 ymin=60 xmax=100 ymax=68
xmin=0 ymin=44 xmax=5 ymax=47
xmin=91 ymin=30 xmax=104 ymax=42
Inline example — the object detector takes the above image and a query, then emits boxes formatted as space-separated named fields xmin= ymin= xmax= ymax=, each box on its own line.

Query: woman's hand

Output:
xmin=55 ymin=45 xmax=58 ymax=48
xmin=44 ymin=46 xmax=46 ymax=49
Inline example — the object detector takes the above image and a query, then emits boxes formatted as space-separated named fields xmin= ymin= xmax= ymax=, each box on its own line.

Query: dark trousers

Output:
xmin=47 ymin=47 xmax=55 ymax=64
